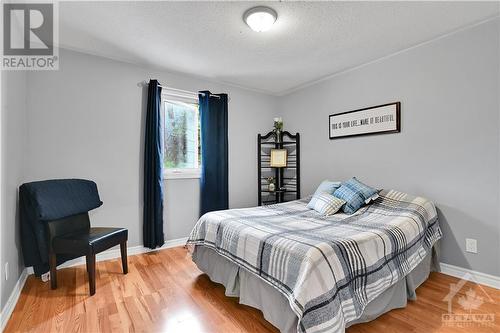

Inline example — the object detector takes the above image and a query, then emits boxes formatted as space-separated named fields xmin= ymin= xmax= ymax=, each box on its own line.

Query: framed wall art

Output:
xmin=329 ymin=102 xmax=401 ymax=139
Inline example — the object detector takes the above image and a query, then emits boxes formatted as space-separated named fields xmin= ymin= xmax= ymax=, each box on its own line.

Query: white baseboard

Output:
xmin=1 ymin=237 xmax=188 ymax=331
xmin=26 ymin=237 xmax=188 ymax=275
xmin=1 ymin=268 xmax=28 ymax=332
xmin=440 ymin=262 xmax=500 ymax=290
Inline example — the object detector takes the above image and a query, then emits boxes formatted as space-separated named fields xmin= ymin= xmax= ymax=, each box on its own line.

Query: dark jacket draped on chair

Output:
xmin=19 ymin=179 xmax=103 ymax=276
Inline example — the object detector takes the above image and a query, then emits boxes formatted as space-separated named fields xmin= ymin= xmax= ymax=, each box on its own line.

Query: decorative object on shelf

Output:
xmin=267 ymin=176 xmax=276 ymax=192
xmin=270 ymin=149 xmax=287 ymax=167
xmin=257 ymin=130 xmax=300 ymax=206
xmin=273 ymin=117 xmax=283 ymax=142
xmin=329 ymin=102 xmax=401 ymax=139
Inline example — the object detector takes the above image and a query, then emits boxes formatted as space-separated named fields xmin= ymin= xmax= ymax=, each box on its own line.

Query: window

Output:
xmin=162 ymin=97 xmax=201 ymax=179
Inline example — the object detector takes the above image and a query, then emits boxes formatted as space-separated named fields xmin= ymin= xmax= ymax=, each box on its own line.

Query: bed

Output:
xmin=186 ymin=189 xmax=442 ymax=333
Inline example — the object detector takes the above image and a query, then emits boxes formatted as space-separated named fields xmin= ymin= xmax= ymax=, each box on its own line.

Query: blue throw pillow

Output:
xmin=344 ymin=177 xmax=377 ymax=201
xmin=333 ymin=185 xmax=365 ymax=214
xmin=333 ymin=178 xmax=377 ymax=214
xmin=312 ymin=180 xmax=341 ymax=196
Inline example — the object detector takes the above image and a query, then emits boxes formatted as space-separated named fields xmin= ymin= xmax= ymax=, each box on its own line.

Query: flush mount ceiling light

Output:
xmin=243 ymin=6 xmax=278 ymax=32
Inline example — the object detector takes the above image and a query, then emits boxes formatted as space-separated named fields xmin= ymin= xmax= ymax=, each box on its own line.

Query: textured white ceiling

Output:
xmin=59 ymin=1 xmax=499 ymax=95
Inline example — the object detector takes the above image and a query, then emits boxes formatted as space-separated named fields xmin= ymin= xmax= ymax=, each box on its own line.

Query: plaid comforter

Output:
xmin=187 ymin=190 xmax=442 ymax=333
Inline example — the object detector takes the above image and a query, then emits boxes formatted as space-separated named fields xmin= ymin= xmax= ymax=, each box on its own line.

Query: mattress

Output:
xmin=187 ymin=189 xmax=442 ymax=332
xmin=193 ymin=244 xmax=440 ymax=333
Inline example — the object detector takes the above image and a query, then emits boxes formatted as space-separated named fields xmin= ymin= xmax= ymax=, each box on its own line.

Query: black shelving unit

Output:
xmin=257 ymin=131 xmax=300 ymax=206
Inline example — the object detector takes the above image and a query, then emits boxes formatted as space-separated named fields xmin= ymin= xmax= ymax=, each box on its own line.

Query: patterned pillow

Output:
xmin=333 ymin=185 xmax=365 ymax=214
xmin=307 ymin=192 xmax=346 ymax=216
xmin=312 ymin=180 xmax=342 ymax=196
xmin=333 ymin=178 xmax=378 ymax=214
xmin=344 ymin=177 xmax=378 ymax=201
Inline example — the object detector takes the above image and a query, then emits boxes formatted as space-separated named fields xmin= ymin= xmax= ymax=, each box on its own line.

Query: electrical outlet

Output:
xmin=41 ymin=272 xmax=50 ymax=282
xmin=466 ymin=238 xmax=477 ymax=254
xmin=4 ymin=262 xmax=9 ymax=281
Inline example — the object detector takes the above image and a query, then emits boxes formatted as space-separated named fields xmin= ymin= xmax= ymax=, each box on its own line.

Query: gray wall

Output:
xmin=279 ymin=19 xmax=500 ymax=276
xmin=1 ymin=71 xmax=28 ymax=308
xmin=25 ymin=49 xmax=277 ymax=248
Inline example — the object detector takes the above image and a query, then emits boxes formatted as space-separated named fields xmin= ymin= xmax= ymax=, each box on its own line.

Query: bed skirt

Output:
xmin=192 ymin=244 xmax=440 ymax=333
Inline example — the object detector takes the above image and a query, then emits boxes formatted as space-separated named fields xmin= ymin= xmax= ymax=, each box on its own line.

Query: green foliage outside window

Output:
xmin=164 ymin=101 xmax=200 ymax=169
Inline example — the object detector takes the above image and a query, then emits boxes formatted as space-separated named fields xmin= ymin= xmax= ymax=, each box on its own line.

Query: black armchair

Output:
xmin=19 ymin=179 xmax=128 ymax=296
xmin=47 ymin=212 xmax=128 ymax=295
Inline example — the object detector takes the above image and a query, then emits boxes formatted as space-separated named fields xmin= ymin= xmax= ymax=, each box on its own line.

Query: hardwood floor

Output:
xmin=4 ymin=246 xmax=500 ymax=333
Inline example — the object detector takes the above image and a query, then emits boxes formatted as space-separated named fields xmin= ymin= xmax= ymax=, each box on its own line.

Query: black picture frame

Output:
xmin=329 ymin=102 xmax=401 ymax=139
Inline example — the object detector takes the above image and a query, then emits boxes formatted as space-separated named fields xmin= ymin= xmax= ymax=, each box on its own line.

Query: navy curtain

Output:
xmin=199 ymin=91 xmax=229 ymax=216
xmin=143 ymin=79 xmax=164 ymax=248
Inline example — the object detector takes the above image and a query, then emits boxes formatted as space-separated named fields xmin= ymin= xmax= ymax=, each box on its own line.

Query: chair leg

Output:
xmin=87 ymin=253 xmax=96 ymax=296
xmin=86 ymin=255 xmax=90 ymax=273
xmin=49 ymin=252 xmax=57 ymax=290
xmin=120 ymin=241 xmax=128 ymax=274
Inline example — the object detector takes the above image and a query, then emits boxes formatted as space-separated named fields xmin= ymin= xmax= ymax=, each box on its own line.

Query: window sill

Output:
xmin=163 ymin=169 xmax=201 ymax=180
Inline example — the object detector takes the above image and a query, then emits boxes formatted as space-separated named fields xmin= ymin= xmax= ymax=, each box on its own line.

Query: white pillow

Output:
xmin=364 ymin=193 xmax=379 ymax=204
xmin=307 ymin=192 xmax=346 ymax=216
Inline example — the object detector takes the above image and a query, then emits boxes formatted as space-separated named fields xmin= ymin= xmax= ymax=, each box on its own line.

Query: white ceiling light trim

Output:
xmin=243 ymin=6 xmax=277 ymax=32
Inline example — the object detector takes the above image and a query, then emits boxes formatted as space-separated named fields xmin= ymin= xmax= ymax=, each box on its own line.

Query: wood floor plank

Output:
xmin=4 ymin=247 xmax=499 ymax=333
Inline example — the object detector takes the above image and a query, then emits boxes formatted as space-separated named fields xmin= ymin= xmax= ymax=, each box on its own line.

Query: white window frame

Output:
xmin=161 ymin=90 xmax=201 ymax=180
xmin=164 ymin=168 xmax=201 ymax=179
